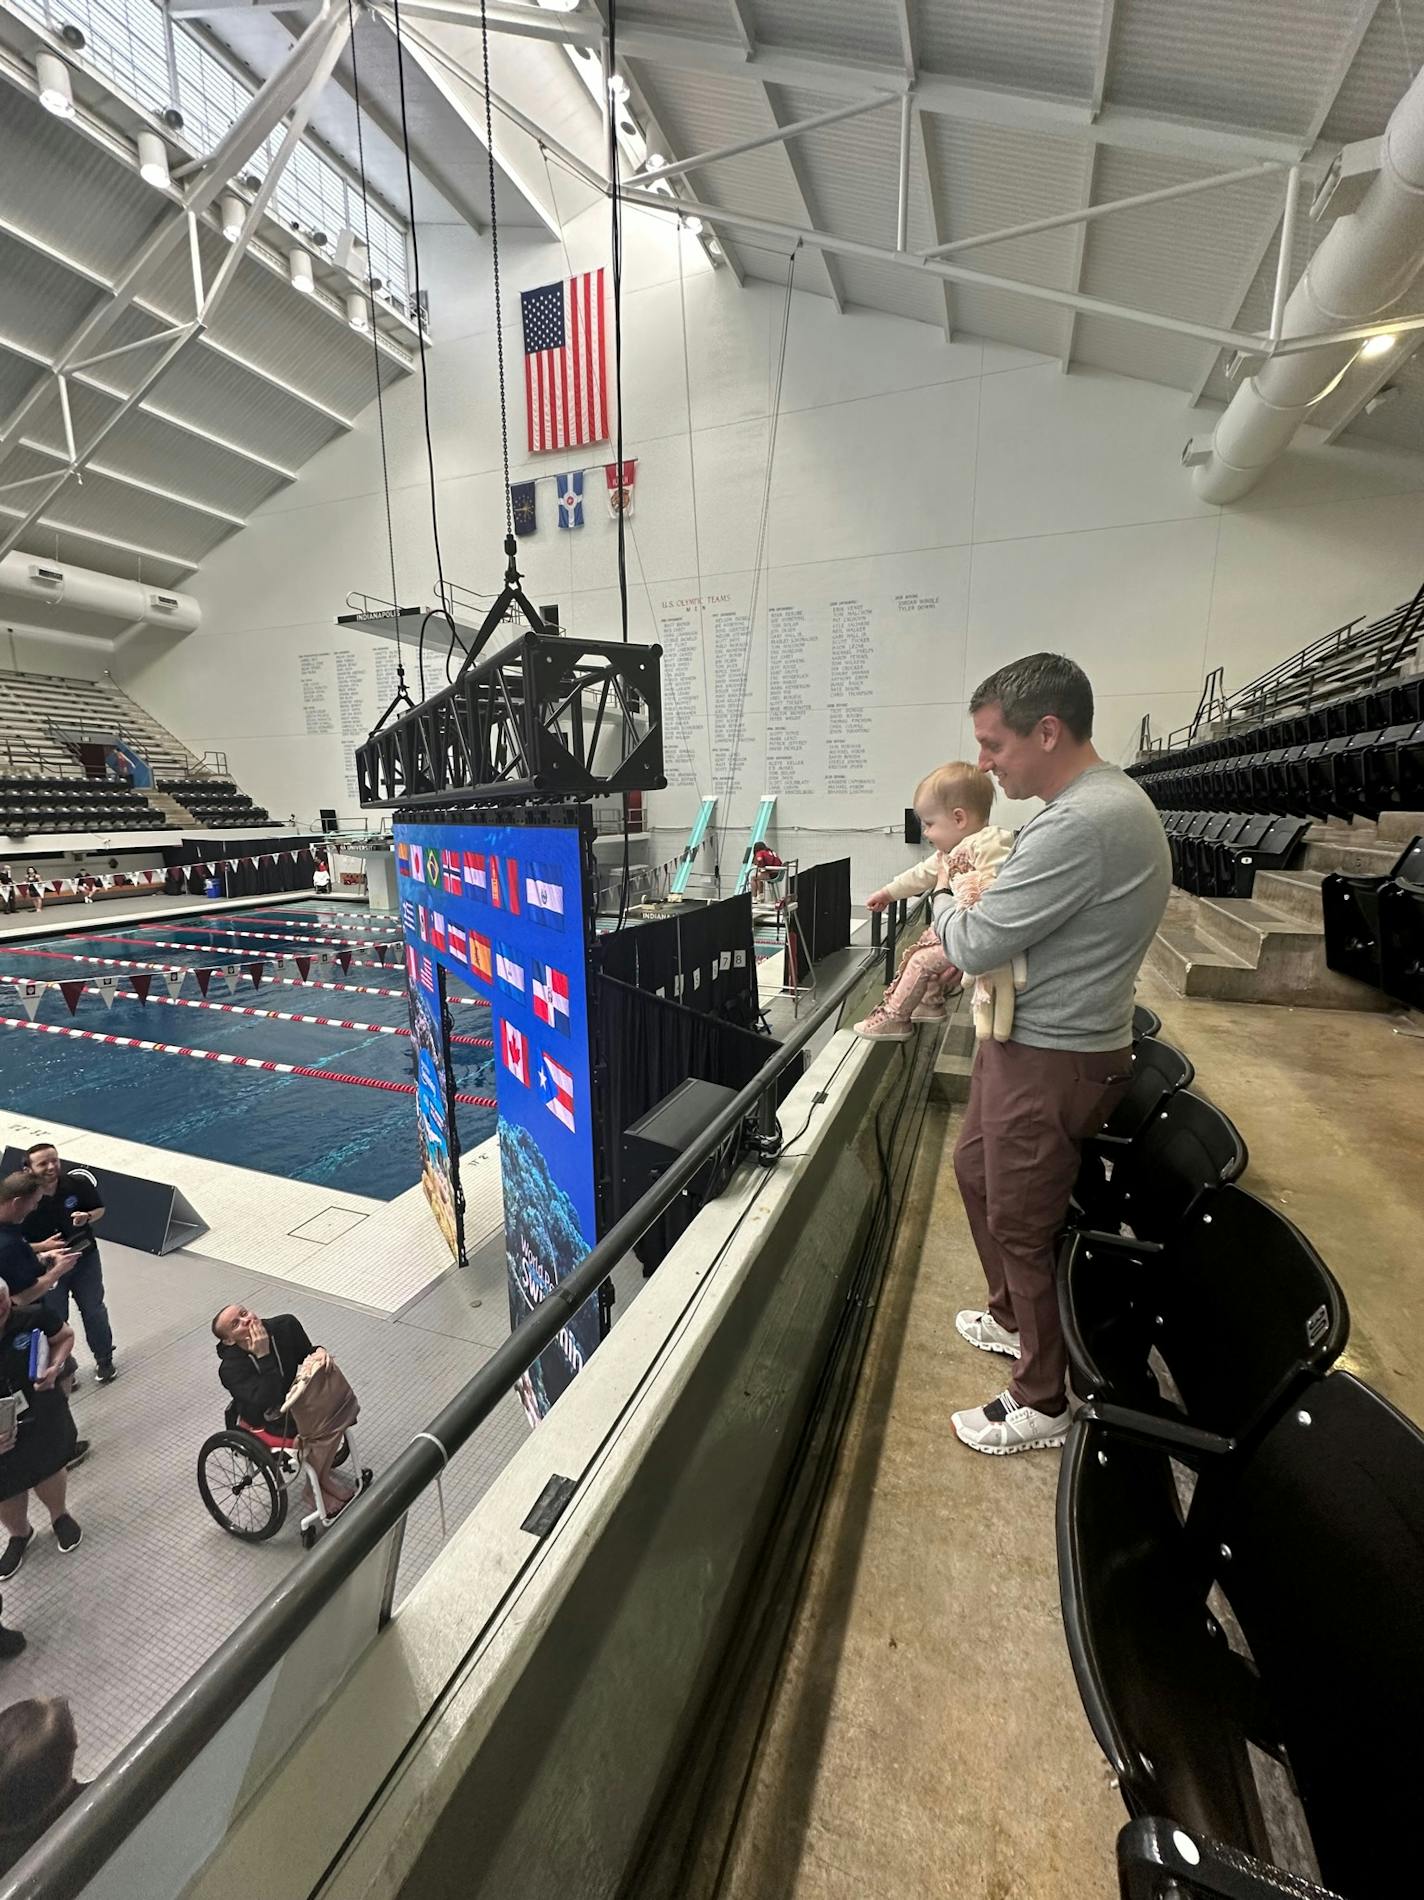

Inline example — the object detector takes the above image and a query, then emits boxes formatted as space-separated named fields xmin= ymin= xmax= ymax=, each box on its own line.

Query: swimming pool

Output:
xmin=0 ymin=903 xmax=498 ymax=1199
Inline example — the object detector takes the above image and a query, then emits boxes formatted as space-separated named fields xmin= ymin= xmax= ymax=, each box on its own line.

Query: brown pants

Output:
xmin=954 ymin=1039 xmax=1132 ymax=1410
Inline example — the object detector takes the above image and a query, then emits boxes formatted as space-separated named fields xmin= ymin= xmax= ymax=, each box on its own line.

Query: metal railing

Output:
xmin=2 ymin=905 xmax=905 ymax=1900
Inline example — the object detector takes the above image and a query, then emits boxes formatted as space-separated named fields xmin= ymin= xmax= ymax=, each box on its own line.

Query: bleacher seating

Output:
xmin=1056 ymin=1011 xmax=1424 ymax=1900
xmin=160 ymin=777 xmax=272 ymax=827
xmin=0 ymin=776 xmax=151 ymax=835
xmin=1321 ymin=833 xmax=1424 ymax=1006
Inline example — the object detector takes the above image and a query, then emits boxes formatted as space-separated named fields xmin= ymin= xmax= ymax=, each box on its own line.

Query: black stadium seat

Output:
xmin=1059 ymin=1372 xmax=1424 ymax=1900
xmin=1067 ymin=1086 xmax=1247 ymax=1247
xmin=1059 ymin=1181 xmax=1348 ymax=1457
xmin=1130 ymin=1002 xmax=1161 ymax=1040
xmin=1321 ymin=834 xmax=1424 ymax=996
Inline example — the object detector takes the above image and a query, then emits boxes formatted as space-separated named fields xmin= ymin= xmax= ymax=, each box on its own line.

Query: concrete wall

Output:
xmin=175 ymin=990 xmax=937 ymax=1900
xmin=108 ymin=182 xmax=1424 ymax=864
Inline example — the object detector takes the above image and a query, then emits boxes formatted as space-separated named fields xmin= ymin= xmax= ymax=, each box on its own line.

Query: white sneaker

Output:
xmin=955 ymin=1309 xmax=1021 ymax=1357
xmin=952 ymin=1391 xmax=1069 ymax=1456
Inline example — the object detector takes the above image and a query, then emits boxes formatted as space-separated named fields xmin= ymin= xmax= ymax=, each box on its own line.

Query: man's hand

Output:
xmin=41 ymin=1251 xmax=80 ymax=1290
xmin=32 ymin=1232 xmax=67 ymax=1255
xmin=68 ymin=1210 xmax=91 ymax=1228
xmin=865 ymin=890 xmax=892 ymax=914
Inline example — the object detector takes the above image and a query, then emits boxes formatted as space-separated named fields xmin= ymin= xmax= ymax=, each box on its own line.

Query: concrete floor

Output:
xmin=710 ymin=983 xmax=1424 ymax=1900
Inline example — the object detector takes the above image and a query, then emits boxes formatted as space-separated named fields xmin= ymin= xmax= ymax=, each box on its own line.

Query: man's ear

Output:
xmin=1038 ymin=714 xmax=1064 ymax=751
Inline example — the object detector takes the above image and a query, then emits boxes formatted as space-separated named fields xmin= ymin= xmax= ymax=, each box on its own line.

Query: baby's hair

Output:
xmin=915 ymin=761 xmax=993 ymax=825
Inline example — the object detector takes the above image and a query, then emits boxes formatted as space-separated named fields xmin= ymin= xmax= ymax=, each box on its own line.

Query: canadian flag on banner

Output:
xmin=605 ymin=458 xmax=636 ymax=517
xmin=95 ymin=977 xmax=121 ymax=1009
xmin=16 ymin=981 xmax=48 ymax=1020
xmin=500 ymin=1018 xmax=529 ymax=1086
xmin=163 ymin=968 xmax=186 ymax=999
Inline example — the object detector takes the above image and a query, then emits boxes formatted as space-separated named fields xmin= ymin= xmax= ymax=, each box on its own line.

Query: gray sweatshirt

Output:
xmin=931 ymin=763 xmax=1170 ymax=1052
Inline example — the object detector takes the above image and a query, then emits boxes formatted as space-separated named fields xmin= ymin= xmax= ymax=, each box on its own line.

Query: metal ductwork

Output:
xmin=0 ymin=551 xmax=201 ymax=637
xmin=1193 ymin=64 xmax=1424 ymax=504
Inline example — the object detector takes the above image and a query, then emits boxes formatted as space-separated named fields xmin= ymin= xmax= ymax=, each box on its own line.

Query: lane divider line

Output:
xmin=40 ymin=984 xmax=493 ymax=1047
xmin=4 ymin=945 xmax=487 ymax=1008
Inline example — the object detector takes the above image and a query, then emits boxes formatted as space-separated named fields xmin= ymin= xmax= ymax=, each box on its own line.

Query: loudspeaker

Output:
xmin=904 ymin=807 xmax=922 ymax=845
xmin=621 ymin=1077 xmax=739 ymax=1275
xmin=319 ymin=808 xmax=338 ymax=832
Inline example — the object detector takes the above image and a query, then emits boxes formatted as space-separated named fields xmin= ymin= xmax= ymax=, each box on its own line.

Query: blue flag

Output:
xmin=557 ymin=470 xmax=583 ymax=529
xmin=510 ymin=480 xmax=536 ymax=536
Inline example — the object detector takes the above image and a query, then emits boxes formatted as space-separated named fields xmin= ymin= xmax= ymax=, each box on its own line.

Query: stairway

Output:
xmin=143 ymin=788 xmax=197 ymax=826
xmin=1146 ymin=811 xmax=1423 ymax=1009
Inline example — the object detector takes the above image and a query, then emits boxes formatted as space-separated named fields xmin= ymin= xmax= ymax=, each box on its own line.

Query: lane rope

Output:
xmin=78 ymin=932 xmax=400 ymax=974
xmin=5 ymin=944 xmax=487 ymax=1008
xmin=35 ymin=983 xmax=493 ymax=1047
xmin=164 ymin=921 xmax=403 ymax=949
xmin=0 ymin=1015 xmax=497 ymax=1107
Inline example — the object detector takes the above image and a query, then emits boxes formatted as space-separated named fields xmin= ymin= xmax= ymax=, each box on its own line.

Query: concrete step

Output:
xmin=1301 ymin=838 xmax=1402 ymax=876
xmin=1146 ymin=920 xmax=1254 ymax=999
xmin=931 ymin=994 xmax=977 ymax=1106
xmin=1306 ymin=816 xmax=1378 ymax=844
xmin=1252 ymin=868 xmax=1327 ymax=924
xmin=1376 ymin=810 xmax=1424 ymax=845
xmin=1195 ymin=895 xmax=1323 ymax=965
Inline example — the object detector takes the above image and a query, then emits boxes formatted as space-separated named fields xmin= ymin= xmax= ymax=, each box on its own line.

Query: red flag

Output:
xmin=245 ymin=962 xmax=264 ymax=990
xmin=522 ymin=271 xmax=608 ymax=453
xmin=194 ymin=967 xmax=217 ymax=997
xmin=293 ymin=955 xmax=311 ymax=981
xmin=605 ymin=458 xmax=637 ymax=518
xmin=128 ymin=973 xmax=153 ymax=1004
xmin=376 ymin=944 xmax=389 ymax=964
xmin=58 ymin=980 xmax=86 ymax=1015
xmin=505 ymin=856 xmax=521 ymax=916
xmin=335 ymin=950 xmax=352 ymax=974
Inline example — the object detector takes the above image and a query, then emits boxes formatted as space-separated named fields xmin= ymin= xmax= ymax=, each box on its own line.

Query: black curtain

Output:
xmin=594 ymin=974 xmax=803 ymax=1260
xmin=595 ymin=894 xmax=756 ymax=1026
xmin=784 ymin=858 xmax=852 ymax=987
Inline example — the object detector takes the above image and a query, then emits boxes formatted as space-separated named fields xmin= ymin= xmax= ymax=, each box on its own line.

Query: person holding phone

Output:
xmin=0 ymin=1277 xmax=82 ymax=1580
xmin=21 ymin=1145 xmax=115 ymax=1386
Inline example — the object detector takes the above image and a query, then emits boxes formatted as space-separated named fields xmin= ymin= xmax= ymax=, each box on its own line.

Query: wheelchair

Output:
xmin=197 ymin=1403 xmax=372 ymax=1550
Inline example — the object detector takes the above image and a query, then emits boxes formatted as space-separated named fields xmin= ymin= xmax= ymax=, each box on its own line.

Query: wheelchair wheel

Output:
xmin=198 ymin=1431 xmax=288 ymax=1542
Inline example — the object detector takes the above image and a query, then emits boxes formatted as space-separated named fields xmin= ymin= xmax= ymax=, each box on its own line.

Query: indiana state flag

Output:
xmin=557 ymin=470 xmax=583 ymax=529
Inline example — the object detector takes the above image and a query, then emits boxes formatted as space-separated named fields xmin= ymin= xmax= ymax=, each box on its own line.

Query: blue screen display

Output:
xmin=394 ymin=820 xmax=598 ymax=1423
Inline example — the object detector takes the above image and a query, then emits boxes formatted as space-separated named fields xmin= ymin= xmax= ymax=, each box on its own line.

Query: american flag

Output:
xmin=522 ymin=273 xmax=608 ymax=454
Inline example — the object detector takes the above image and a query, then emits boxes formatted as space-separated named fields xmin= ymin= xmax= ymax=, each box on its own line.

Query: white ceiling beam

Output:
xmin=1186 ymin=0 xmax=1385 ymax=407
xmin=914 ymin=113 xmax=954 ymax=340
xmin=1089 ymin=0 xmax=1117 ymax=118
xmin=614 ymin=59 xmax=749 ymax=288
xmin=763 ymin=86 xmax=846 ymax=311
xmin=888 ymin=0 xmax=916 ymax=83
xmin=19 ymin=436 xmax=249 ymax=527
xmin=724 ymin=0 xmax=755 ymax=58
xmin=391 ymin=2 xmax=1336 ymax=171
xmin=0 ymin=505 xmax=199 ymax=575
xmin=1060 ymin=146 xmax=1098 ymax=372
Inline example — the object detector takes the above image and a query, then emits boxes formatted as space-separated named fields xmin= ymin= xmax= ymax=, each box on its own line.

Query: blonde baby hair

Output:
xmin=914 ymin=760 xmax=993 ymax=827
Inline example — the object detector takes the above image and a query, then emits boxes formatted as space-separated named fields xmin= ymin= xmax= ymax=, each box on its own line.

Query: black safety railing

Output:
xmin=2 ymin=902 xmax=907 ymax=1900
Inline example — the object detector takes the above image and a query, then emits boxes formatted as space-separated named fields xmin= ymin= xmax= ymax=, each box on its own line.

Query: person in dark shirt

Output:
xmin=0 ymin=1281 xmax=82 ymax=1579
xmin=0 ymin=1177 xmax=77 ymax=1313
xmin=21 ymin=1146 xmax=115 ymax=1386
xmin=0 ymin=1697 xmax=86 ymax=1878
xmin=212 ymin=1306 xmax=314 ymax=1433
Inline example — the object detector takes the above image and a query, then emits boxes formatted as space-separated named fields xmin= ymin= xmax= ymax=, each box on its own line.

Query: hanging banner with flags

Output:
xmin=194 ymin=968 xmax=217 ymax=998
xmin=16 ymin=981 xmax=48 ymax=1021
xmin=244 ymin=962 xmax=265 ymax=990
xmin=129 ymin=973 xmax=154 ymax=1005
xmin=58 ymin=981 xmax=86 ymax=1017
xmin=510 ymin=481 xmax=537 ymax=537
xmin=557 ymin=470 xmax=584 ymax=529
xmin=163 ymin=968 xmax=186 ymax=999
xmin=521 ymin=270 xmax=608 ymax=453
xmin=605 ymin=459 xmax=636 ymax=519
xmin=94 ymin=977 xmax=121 ymax=1009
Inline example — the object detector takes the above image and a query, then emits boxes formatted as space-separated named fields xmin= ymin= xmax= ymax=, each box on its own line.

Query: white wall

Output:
xmin=114 ymin=178 xmax=1424 ymax=880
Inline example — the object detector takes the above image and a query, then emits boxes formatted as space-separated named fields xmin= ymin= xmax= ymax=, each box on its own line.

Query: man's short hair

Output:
xmin=970 ymin=653 xmax=1094 ymax=743
xmin=24 ymin=1142 xmax=56 ymax=1160
xmin=212 ymin=1307 xmax=236 ymax=1340
xmin=0 ymin=1171 xmax=40 ymax=1211
xmin=914 ymin=761 xmax=993 ymax=825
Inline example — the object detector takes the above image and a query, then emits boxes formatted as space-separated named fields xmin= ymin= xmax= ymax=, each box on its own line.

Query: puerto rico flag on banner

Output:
xmin=522 ymin=271 xmax=608 ymax=453
xmin=410 ymin=844 xmax=424 ymax=884
xmin=540 ymin=1052 xmax=576 ymax=1132
xmin=532 ymin=959 xmax=570 ymax=1032
xmin=495 ymin=945 xmax=525 ymax=999
xmin=463 ymin=852 xmax=487 ymax=897
xmin=525 ymin=862 xmax=565 ymax=929
xmin=442 ymin=850 xmax=462 ymax=896
xmin=470 ymin=931 xmax=494 ymax=982
xmin=501 ymin=1018 xmax=529 ymax=1086
xmin=431 ymin=911 xmax=447 ymax=954
xmin=557 ymin=471 xmax=583 ymax=529
xmin=448 ymin=922 xmax=468 ymax=964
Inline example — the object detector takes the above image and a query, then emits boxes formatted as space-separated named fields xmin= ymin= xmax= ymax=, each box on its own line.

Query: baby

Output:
xmin=854 ymin=761 xmax=1024 ymax=1044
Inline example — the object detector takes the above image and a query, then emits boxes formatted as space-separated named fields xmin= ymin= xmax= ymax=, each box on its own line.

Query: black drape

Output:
xmin=784 ymin=858 xmax=851 ymax=986
xmin=595 ymin=894 xmax=756 ymax=1026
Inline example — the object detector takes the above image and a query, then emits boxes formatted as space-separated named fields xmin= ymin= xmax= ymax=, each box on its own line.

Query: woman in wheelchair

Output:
xmin=201 ymin=1306 xmax=369 ymax=1546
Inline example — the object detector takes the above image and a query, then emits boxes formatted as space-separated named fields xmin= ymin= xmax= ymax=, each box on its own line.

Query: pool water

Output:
xmin=0 ymin=904 xmax=497 ymax=1200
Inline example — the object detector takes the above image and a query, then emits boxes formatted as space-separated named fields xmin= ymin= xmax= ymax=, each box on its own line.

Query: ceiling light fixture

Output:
xmin=220 ymin=193 xmax=244 ymax=241
xmin=707 ymin=238 xmax=723 ymax=258
xmin=36 ymin=51 xmax=75 ymax=118
xmin=645 ymin=151 xmax=666 ymax=171
xmin=1360 ymin=333 xmax=1396 ymax=359
xmin=608 ymin=73 xmax=629 ymax=103
xmin=288 ymin=248 xmax=315 ymax=294
xmin=137 ymin=131 xmax=170 ymax=190
xmin=347 ymin=291 xmax=369 ymax=331
xmin=682 ymin=215 xmax=704 ymax=235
